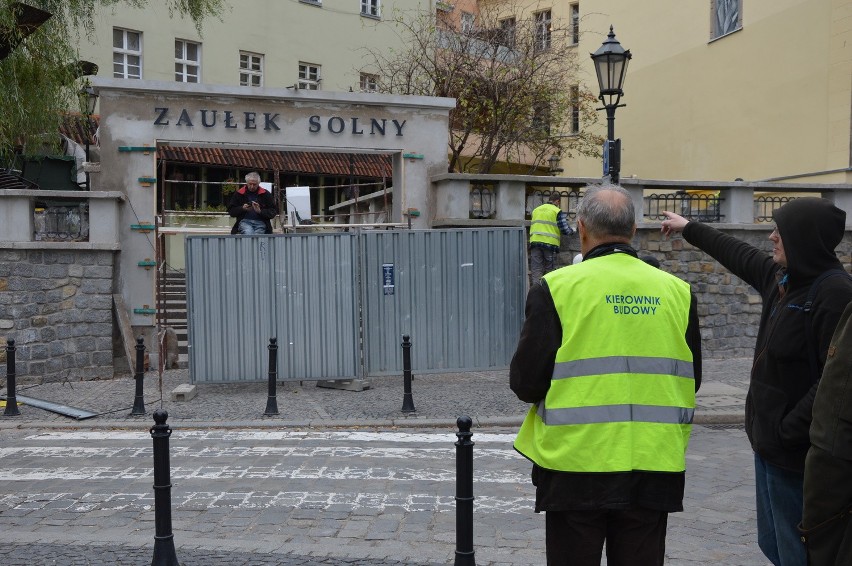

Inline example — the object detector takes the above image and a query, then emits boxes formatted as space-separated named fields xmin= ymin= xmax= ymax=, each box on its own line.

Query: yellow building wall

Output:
xmin=76 ymin=0 xmax=432 ymax=92
xmin=570 ymin=0 xmax=852 ymax=183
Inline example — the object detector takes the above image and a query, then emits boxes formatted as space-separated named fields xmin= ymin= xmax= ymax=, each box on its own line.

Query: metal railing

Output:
xmin=644 ymin=193 xmax=723 ymax=222
xmin=754 ymin=195 xmax=796 ymax=223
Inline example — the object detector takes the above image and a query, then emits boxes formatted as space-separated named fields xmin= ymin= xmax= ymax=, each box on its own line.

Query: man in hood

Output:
xmin=662 ymin=198 xmax=852 ymax=566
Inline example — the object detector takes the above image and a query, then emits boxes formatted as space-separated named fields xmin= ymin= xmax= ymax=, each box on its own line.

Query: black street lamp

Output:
xmin=591 ymin=26 xmax=631 ymax=184
xmin=78 ymin=84 xmax=98 ymax=189
xmin=547 ymin=154 xmax=563 ymax=176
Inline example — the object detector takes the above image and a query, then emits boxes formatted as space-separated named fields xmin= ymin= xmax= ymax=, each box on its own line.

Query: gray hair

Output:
xmin=245 ymin=172 xmax=261 ymax=182
xmin=576 ymin=185 xmax=635 ymax=239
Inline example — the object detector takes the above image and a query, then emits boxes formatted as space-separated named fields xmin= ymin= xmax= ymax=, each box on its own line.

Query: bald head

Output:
xmin=576 ymin=185 xmax=636 ymax=253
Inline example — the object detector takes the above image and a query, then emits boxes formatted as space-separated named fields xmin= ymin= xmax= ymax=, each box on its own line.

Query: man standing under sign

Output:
xmin=529 ymin=192 xmax=575 ymax=283
xmin=511 ymin=185 xmax=702 ymax=565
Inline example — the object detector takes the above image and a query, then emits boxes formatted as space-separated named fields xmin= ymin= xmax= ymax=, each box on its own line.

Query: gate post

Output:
xmin=4 ymin=339 xmax=20 ymax=416
xmin=401 ymin=335 xmax=415 ymax=413
xmin=131 ymin=337 xmax=146 ymax=416
xmin=455 ymin=416 xmax=475 ymax=566
xmin=264 ymin=337 xmax=279 ymax=416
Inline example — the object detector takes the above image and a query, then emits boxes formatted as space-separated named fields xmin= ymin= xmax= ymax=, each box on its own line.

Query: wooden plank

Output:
xmin=112 ymin=294 xmax=135 ymax=374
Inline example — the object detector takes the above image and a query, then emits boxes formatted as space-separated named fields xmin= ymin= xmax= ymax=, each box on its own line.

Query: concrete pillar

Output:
xmin=0 ymin=194 xmax=34 ymax=242
xmin=623 ymin=185 xmax=645 ymax=225
xmin=494 ymin=181 xmax=526 ymax=220
xmin=432 ymin=178 xmax=470 ymax=222
xmin=88 ymin=197 xmax=122 ymax=244
xmin=720 ymin=185 xmax=754 ymax=224
xmin=824 ymin=190 xmax=852 ymax=228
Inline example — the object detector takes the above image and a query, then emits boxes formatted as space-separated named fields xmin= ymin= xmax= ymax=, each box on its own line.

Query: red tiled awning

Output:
xmin=157 ymin=146 xmax=393 ymax=178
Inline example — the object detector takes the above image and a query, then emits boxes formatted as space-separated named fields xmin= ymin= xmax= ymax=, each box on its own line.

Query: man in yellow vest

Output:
xmin=511 ymin=185 xmax=702 ymax=565
xmin=529 ymin=192 xmax=575 ymax=283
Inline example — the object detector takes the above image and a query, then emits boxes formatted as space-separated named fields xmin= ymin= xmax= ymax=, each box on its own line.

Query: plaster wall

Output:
xmin=77 ymin=0 xmax=432 ymax=92
xmin=492 ymin=0 xmax=852 ymax=183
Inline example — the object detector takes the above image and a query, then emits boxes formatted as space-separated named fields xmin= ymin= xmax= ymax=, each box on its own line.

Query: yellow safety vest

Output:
xmin=529 ymin=203 xmax=562 ymax=247
xmin=514 ymin=253 xmax=695 ymax=473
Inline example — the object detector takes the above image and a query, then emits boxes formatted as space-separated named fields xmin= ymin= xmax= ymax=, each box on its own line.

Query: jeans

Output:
xmin=530 ymin=245 xmax=558 ymax=283
xmin=238 ymin=219 xmax=267 ymax=235
xmin=755 ymin=453 xmax=807 ymax=566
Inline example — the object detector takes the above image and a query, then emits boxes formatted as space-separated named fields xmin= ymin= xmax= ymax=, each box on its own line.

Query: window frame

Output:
xmin=175 ymin=39 xmax=201 ymax=83
xmin=239 ymin=51 xmax=264 ymax=87
xmin=498 ymin=17 xmax=516 ymax=48
xmin=359 ymin=72 xmax=378 ymax=92
xmin=113 ymin=28 xmax=142 ymax=79
xmin=360 ymin=0 xmax=380 ymax=18
xmin=534 ymin=10 xmax=552 ymax=51
xmin=298 ymin=62 xmax=322 ymax=90
xmin=461 ymin=11 xmax=475 ymax=34
xmin=569 ymin=4 xmax=580 ymax=46
xmin=710 ymin=0 xmax=742 ymax=41
xmin=568 ymin=85 xmax=580 ymax=134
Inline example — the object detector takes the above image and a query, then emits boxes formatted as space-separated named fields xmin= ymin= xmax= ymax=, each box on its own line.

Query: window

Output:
xmin=534 ymin=10 xmax=552 ymax=51
xmin=531 ymin=102 xmax=550 ymax=136
xmin=461 ymin=11 xmax=475 ymax=34
xmin=499 ymin=17 xmax=516 ymax=48
xmin=175 ymin=39 xmax=200 ymax=83
xmin=113 ymin=28 xmax=142 ymax=79
xmin=711 ymin=0 xmax=742 ymax=39
xmin=361 ymin=0 xmax=380 ymax=17
xmin=239 ymin=51 xmax=263 ymax=87
xmin=569 ymin=4 xmax=580 ymax=45
xmin=360 ymin=72 xmax=378 ymax=92
xmin=568 ymin=85 xmax=580 ymax=134
xmin=299 ymin=62 xmax=322 ymax=90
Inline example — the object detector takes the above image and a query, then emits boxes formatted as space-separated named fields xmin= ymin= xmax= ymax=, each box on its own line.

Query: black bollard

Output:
xmin=401 ymin=335 xmax=415 ymax=413
xmin=131 ymin=337 xmax=146 ymax=416
xmin=150 ymin=409 xmax=179 ymax=566
xmin=264 ymin=337 xmax=279 ymax=416
xmin=454 ymin=416 xmax=475 ymax=566
xmin=4 ymin=339 xmax=20 ymax=417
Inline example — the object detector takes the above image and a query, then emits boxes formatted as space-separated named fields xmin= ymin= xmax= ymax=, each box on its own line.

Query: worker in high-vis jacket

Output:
xmin=529 ymin=192 xmax=575 ymax=283
xmin=511 ymin=185 xmax=702 ymax=566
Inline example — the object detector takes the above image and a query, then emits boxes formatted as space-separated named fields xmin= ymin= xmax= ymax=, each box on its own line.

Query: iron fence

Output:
xmin=644 ymin=193 xmax=723 ymax=222
xmin=754 ymin=195 xmax=796 ymax=223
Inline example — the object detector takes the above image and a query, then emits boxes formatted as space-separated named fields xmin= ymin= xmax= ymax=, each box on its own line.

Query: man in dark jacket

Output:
xmin=800 ymin=300 xmax=852 ymax=565
xmin=512 ymin=185 xmax=702 ymax=565
xmin=227 ymin=172 xmax=276 ymax=234
xmin=662 ymin=198 xmax=852 ymax=566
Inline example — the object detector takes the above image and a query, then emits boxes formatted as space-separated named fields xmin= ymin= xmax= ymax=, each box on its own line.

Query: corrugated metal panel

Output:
xmin=361 ymin=228 xmax=527 ymax=375
xmin=186 ymin=233 xmax=359 ymax=383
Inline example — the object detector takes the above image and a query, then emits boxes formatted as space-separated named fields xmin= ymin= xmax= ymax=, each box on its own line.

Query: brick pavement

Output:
xmin=0 ymin=358 xmax=765 ymax=565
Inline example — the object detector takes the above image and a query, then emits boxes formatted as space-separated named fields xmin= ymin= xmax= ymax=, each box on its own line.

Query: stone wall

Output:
xmin=556 ymin=225 xmax=852 ymax=359
xmin=0 ymin=249 xmax=115 ymax=383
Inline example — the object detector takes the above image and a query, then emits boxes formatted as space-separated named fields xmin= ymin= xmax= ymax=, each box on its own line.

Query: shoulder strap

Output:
xmin=804 ymin=269 xmax=852 ymax=382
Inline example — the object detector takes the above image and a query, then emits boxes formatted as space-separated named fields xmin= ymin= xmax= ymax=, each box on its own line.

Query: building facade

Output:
xmin=493 ymin=0 xmax=852 ymax=184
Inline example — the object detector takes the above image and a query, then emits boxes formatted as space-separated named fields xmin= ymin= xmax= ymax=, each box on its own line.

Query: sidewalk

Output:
xmin=0 ymin=357 xmax=751 ymax=429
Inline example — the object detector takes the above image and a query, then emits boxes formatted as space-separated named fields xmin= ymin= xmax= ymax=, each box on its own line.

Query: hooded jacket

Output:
xmin=682 ymin=198 xmax=852 ymax=473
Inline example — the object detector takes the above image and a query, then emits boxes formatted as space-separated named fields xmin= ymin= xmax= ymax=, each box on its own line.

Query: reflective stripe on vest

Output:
xmin=513 ymin=253 xmax=695 ymax=473
xmin=529 ymin=203 xmax=561 ymax=246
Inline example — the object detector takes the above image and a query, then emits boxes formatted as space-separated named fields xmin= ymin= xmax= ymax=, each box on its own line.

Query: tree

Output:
xmin=363 ymin=4 xmax=602 ymax=174
xmin=0 ymin=0 xmax=225 ymax=165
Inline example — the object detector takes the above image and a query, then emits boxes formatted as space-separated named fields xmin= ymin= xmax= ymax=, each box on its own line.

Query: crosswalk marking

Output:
xmin=0 ymin=490 xmax=534 ymax=514
xmin=26 ymin=430 xmax=519 ymax=443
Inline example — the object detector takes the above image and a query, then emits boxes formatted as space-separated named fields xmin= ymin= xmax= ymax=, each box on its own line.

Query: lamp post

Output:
xmin=547 ymin=154 xmax=563 ymax=176
xmin=590 ymin=26 xmax=631 ymax=184
xmin=78 ymin=85 xmax=98 ymax=189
